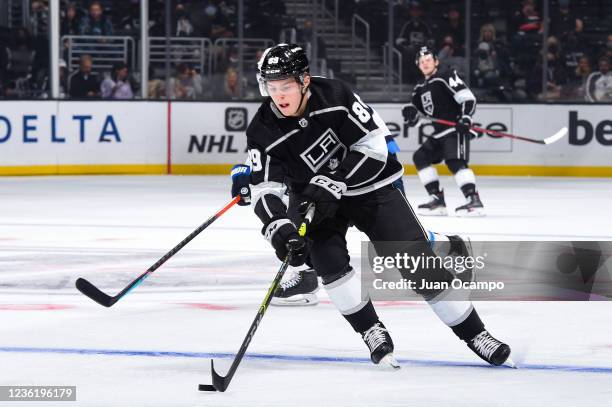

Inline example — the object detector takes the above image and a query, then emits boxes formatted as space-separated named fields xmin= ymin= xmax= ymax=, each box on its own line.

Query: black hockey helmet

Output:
xmin=257 ymin=44 xmax=309 ymax=95
xmin=415 ymin=46 xmax=438 ymax=65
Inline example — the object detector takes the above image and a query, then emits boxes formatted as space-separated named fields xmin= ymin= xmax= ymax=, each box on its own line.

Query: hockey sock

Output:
xmin=418 ymin=166 xmax=441 ymax=195
xmin=343 ymin=300 xmax=379 ymax=333
xmin=429 ymin=298 xmax=474 ymax=331
xmin=450 ymin=308 xmax=485 ymax=342
xmin=454 ymin=168 xmax=477 ymax=197
xmin=425 ymin=181 xmax=442 ymax=196
xmin=323 ymin=269 xmax=378 ymax=332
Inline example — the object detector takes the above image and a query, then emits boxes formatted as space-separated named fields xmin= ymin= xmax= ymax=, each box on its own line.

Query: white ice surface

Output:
xmin=1 ymin=175 xmax=611 ymax=406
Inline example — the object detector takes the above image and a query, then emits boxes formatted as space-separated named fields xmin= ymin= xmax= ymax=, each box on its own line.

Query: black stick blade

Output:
xmin=198 ymin=359 xmax=228 ymax=392
xmin=75 ymin=278 xmax=115 ymax=307
xmin=211 ymin=359 xmax=229 ymax=392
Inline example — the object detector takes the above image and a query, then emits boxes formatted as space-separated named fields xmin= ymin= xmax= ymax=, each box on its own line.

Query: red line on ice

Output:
xmin=177 ymin=303 xmax=237 ymax=311
xmin=0 ymin=304 xmax=75 ymax=311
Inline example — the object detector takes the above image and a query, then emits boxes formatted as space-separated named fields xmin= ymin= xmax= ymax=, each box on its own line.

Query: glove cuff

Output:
xmin=231 ymin=164 xmax=251 ymax=179
xmin=310 ymin=174 xmax=347 ymax=200
xmin=262 ymin=217 xmax=294 ymax=243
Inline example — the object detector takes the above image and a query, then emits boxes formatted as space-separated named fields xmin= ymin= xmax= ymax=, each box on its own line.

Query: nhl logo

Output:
xmin=299 ymin=118 xmax=308 ymax=128
xmin=327 ymin=158 xmax=340 ymax=171
xmin=225 ymin=107 xmax=248 ymax=131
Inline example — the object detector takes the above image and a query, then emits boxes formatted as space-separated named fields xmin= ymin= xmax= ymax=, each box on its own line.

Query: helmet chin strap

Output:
xmin=292 ymin=84 xmax=308 ymax=116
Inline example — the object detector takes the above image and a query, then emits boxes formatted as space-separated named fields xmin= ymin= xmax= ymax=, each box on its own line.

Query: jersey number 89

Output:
xmin=248 ymin=149 xmax=262 ymax=171
xmin=351 ymin=93 xmax=371 ymax=123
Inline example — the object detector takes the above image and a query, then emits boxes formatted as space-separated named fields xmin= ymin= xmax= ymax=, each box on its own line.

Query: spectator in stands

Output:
xmin=478 ymin=23 xmax=508 ymax=74
xmin=585 ymin=56 xmax=612 ymax=102
xmin=212 ymin=67 xmax=253 ymax=100
xmin=605 ymin=34 xmax=612 ymax=61
xmin=148 ymin=78 xmax=166 ymax=99
xmin=529 ymin=44 xmax=569 ymax=101
xmin=395 ymin=1 xmax=432 ymax=82
xmin=202 ymin=0 xmax=234 ymax=40
xmin=395 ymin=2 xmax=432 ymax=50
xmin=175 ymin=3 xmax=195 ymax=37
xmin=220 ymin=46 xmax=240 ymax=72
xmin=518 ymin=2 xmax=541 ymax=33
xmin=550 ymin=0 xmax=583 ymax=43
xmin=510 ymin=1 xmax=542 ymax=79
xmin=69 ymin=54 xmax=100 ymax=99
xmin=3 ymin=27 xmax=36 ymax=82
xmin=558 ymin=31 xmax=585 ymax=76
xmin=30 ymin=1 xmax=49 ymax=38
xmin=438 ymin=6 xmax=464 ymax=52
xmin=169 ymin=63 xmax=203 ymax=99
xmin=437 ymin=35 xmax=465 ymax=77
xmin=117 ymin=2 xmax=141 ymax=36
xmin=472 ymin=41 xmax=501 ymax=89
xmin=563 ymin=55 xmax=591 ymax=100
xmin=79 ymin=1 xmax=114 ymax=36
xmin=101 ymin=62 xmax=133 ymax=99
xmin=148 ymin=0 xmax=167 ymax=36
xmin=511 ymin=0 xmax=542 ymax=34
xmin=478 ymin=23 xmax=511 ymax=76
xmin=61 ymin=2 xmax=81 ymax=36
xmin=40 ymin=58 xmax=68 ymax=99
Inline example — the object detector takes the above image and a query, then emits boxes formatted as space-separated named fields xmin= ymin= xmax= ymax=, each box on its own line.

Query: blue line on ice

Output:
xmin=1 ymin=346 xmax=611 ymax=374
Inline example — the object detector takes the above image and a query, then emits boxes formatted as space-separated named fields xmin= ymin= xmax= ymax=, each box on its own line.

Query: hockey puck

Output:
xmin=198 ymin=384 xmax=217 ymax=392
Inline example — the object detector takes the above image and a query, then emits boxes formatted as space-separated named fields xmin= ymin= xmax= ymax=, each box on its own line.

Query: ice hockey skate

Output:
xmin=467 ymin=330 xmax=515 ymax=367
xmin=271 ymin=268 xmax=319 ymax=306
xmin=455 ymin=193 xmax=485 ymax=217
xmin=417 ymin=191 xmax=448 ymax=216
xmin=361 ymin=322 xmax=400 ymax=369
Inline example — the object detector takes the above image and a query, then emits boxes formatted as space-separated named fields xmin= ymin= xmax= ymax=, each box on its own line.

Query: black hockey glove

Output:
xmin=263 ymin=218 xmax=309 ymax=266
xmin=230 ymin=164 xmax=251 ymax=206
xmin=401 ymin=104 xmax=420 ymax=127
xmin=455 ymin=117 xmax=472 ymax=137
xmin=299 ymin=174 xmax=347 ymax=226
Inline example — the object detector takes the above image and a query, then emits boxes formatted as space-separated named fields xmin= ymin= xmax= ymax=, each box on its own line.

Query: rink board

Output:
xmin=0 ymin=101 xmax=610 ymax=176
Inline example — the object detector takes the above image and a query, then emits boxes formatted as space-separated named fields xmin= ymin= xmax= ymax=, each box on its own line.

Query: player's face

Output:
xmin=266 ymin=76 xmax=309 ymax=116
xmin=418 ymin=55 xmax=438 ymax=77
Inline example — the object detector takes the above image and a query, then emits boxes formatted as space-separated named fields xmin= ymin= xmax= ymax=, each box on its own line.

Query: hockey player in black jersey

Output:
xmin=402 ymin=46 xmax=485 ymax=216
xmin=241 ymin=43 xmax=512 ymax=367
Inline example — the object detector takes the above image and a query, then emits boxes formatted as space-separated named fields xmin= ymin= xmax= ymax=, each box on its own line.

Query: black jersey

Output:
xmin=246 ymin=76 xmax=404 ymax=226
xmin=409 ymin=69 xmax=477 ymax=138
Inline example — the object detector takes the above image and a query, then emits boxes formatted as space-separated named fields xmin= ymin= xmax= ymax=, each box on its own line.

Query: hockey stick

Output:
xmin=199 ymin=205 xmax=316 ymax=393
xmin=431 ymin=117 xmax=568 ymax=145
xmin=75 ymin=196 xmax=241 ymax=307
